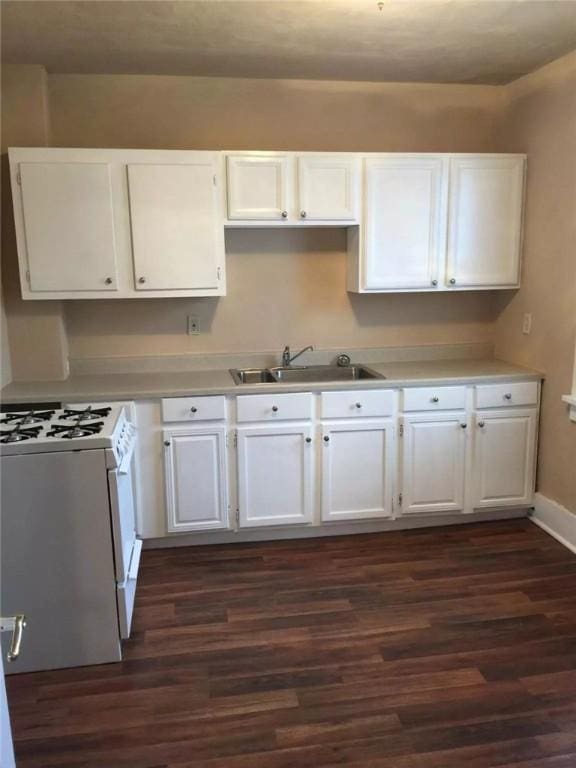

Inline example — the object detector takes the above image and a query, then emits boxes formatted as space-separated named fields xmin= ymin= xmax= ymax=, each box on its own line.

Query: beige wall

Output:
xmin=1 ymin=65 xmax=69 ymax=381
xmin=495 ymin=51 xmax=576 ymax=514
xmin=46 ymin=74 xmax=504 ymax=361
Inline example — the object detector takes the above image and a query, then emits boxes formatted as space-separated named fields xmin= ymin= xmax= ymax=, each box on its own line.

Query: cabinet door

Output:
xmin=321 ymin=420 xmax=394 ymax=522
xmin=363 ymin=157 xmax=447 ymax=290
xmin=227 ymin=155 xmax=289 ymax=220
xmin=473 ymin=410 xmax=536 ymax=508
xmin=237 ymin=425 xmax=313 ymax=527
xmin=446 ymin=156 xmax=525 ymax=288
xmin=297 ymin=156 xmax=359 ymax=221
xmin=128 ymin=161 xmax=222 ymax=291
xmin=401 ymin=413 xmax=467 ymax=514
xmin=18 ymin=162 xmax=118 ymax=293
xmin=164 ymin=426 xmax=229 ymax=532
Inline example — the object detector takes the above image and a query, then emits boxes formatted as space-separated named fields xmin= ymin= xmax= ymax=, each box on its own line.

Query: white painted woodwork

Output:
xmin=18 ymin=162 xmax=118 ymax=293
xmin=236 ymin=393 xmax=313 ymax=422
xmin=297 ymin=155 xmax=359 ymax=221
xmin=446 ymin=156 xmax=525 ymax=288
xmin=475 ymin=382 xmax=538 ymax=409
xmin=402 ymin=386 xmax=467 ymax=412
xmin=401 ymin=413 xmax=467 ymax=514
xmin=321 ymin=419 xmax=394 ymax=522
xmin=363 ymin=156 xmax=447 ymax=290
xmin=162 ymin=395 xmax=227 ymax=422
xmin=237 ymin=424 xmax=314 ymax=527
xmin=320 ymin=389 xmax=395 ymax=419
xmin=226 ymin=155 xmax=289 ymax=219
xmin=164 ymin=426 xmax=229 ymax=532
xmin=473 ymin=409 xmax=536 ymax=508
xmin=127 ymin=162 xmax=221 ymax=290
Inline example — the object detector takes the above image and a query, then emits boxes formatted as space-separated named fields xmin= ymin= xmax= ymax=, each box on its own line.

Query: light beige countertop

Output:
xmin=0 ymin=358 xmax=543 ymax=404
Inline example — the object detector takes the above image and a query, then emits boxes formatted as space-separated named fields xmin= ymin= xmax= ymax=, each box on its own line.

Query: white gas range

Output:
xmin=0 ymin=403 xmax=141 ymax=673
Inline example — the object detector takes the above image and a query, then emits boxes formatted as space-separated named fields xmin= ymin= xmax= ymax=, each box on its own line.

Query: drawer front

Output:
xmin=403 ymin=386 xmax=466 ymax=412
xmin=476 ymin=382 xmax=538 ymax=409
xmin=321 ymin=389 xmax=394 ymax=419
xmin=237 ymin=393 xmax=313 ymax=422
xmin=162 ymin=396 xmax=227 ymax=422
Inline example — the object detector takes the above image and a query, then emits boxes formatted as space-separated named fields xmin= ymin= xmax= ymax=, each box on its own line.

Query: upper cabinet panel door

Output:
xmin=297 ymin=156 xmax=359 ymax=221
xmin=363 ymin=157 xmax=447 ymax=290
xmin=128 ymin=161 xmax=221 ymax=291
xmin=18 ymin=162 xmax=118 ymax=293
xmin=446 ymin=156 xmax=525 ymax=288
xmin=226 ymin=155 xmax=289 ymax=220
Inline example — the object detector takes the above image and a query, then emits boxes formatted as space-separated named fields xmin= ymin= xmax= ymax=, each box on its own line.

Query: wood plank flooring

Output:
xmin=6 ymin=519 xmax=576 ymax=768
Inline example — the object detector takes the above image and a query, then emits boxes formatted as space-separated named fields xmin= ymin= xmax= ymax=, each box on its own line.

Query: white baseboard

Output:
xmin=531 ymin=493 xmax=576 ymax=555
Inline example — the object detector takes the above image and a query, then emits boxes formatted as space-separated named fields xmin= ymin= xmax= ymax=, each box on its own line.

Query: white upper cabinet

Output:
xmin=297 ymin=156 xmax=359 ymax=222
xmin=16 ymin=162 xmax=119 ymax=294
xmin=226 ymin=154 xmax=289 ymax=220
xmin=446 ymin=156 xmax=525 ymax=288
xmin=127 ymin=160 xmax=222 ymax=291
xmin=363 ymin=156 xmax=447 ymax=290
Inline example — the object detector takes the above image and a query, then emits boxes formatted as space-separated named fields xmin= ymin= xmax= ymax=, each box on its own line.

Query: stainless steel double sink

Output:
xmin=230 ymin=364 xmax=385 ymax=385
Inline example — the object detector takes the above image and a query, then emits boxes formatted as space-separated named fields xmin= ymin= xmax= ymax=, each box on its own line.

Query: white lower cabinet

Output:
xmin=472 ymin=409 xmax=537 ymax=509
xmin=321 ymin=420 xmax=395 ymax=522
xmin=401 ymin=413 xmax=468 ymax=514
xmin=237 ymin=424 xmax=314 ymax=528
xmin=163 ymin=426 xmax=229 ymax=532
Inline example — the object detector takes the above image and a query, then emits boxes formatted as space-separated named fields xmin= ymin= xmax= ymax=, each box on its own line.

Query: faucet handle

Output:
xmin=337 ymin=354 xmax=351 ymax=367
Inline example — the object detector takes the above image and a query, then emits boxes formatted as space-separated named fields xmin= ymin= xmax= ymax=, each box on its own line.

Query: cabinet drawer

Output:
xmin=402 ymin=386 xmax=466 ymax=412
xmin=476 ymin=382 xmax=538 ymax=409
xmin=162 ymin=396 xmax=226 ymax=422
xmin=237 ymin=393 xmax=313 ymax=422
xmin=321 ymin=389 xmax=394 ymax=419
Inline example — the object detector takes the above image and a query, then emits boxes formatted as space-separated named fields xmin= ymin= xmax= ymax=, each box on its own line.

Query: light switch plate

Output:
xmin=187 ymin=315 xmax=200 ymax=335
xmin=522 ymin=313 xmax=532 ymax=335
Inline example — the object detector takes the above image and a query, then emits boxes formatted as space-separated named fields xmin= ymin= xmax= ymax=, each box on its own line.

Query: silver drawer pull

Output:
xmin=504 ymin=393 xmax=512 ymax=400
xmin=190 ymin=406 xmax=198 ymax=413
xmin=460 ymin=423 xmax=467 ymax=429
xmin=355 ymin=402 xmax=362 ymax=409
xmin=431 ymin=396 xmax=439 ymax=403
xmin=272 ymin=405 xmax=279 ymax=412
xmin=478 ymin=420 xmax=485 ymax=428
xmin=0 ymin=615 xmax=26 ymax=662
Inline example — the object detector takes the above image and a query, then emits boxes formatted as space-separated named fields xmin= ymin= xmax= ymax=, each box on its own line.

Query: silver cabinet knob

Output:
xmin=300 ymin=211 xmax=307 ymax=218
xmin=431 ymin=279 xmax=438 ymax=287
xmin=104 ymin=277 xmax=113 ymax=285
xmin=138 ymin=276 xmax=146 ymax=284
xmin=323 ymin=435 xmax=330 ymax=443
xmin=190 ymin=406 xmax=198 ymax=413
xmin=460 ymin=423 xmax=467 ymax=429
xmin=504 ymin=393 xmax=512 ymax=400
xmin=272 ymin=405 xmax=279 ymax=412
xmin=431 ymin=396 xmax=439 ymax=403
xmin=164 ymin=440 xmax=171 ymax=447
xmin=478 ymin=420 xmax=485 ymax=428
xmin=281 ymin=211 xmax=288 ymax=218
xmin=449 ymin=278 xmax=456 ymax=285
xmin=355 ymin=402 xmax=362 ymax=409
xmin=305 ymin=437 xmax=312 ymax=443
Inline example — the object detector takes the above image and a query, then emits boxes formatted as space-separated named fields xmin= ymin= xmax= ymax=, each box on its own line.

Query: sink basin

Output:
xmin=230 ymin=365 xmax=384 ymax=385
xmin=229 ymin=368 xmax=276 ymax=384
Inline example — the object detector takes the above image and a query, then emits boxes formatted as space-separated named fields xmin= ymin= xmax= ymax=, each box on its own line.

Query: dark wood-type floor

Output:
xmin=7 ymin=519 xmax=576 ymax=768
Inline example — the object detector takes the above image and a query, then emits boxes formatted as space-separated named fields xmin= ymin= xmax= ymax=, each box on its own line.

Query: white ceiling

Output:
xmin=2 ymin=0 xmax=576 ymax=85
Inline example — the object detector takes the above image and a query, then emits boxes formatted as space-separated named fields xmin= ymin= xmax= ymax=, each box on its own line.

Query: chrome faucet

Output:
xmin=282 ymin=344 xmax=314 ymax=367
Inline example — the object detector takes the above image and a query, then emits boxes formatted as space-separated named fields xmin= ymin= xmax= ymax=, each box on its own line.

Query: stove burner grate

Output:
xmin=0 ymin=425 xmax=43 ymax=444
xmin=47 ymin=421 xmax=104 ymax=439
xmin=1 ymin=410 xmax=55 ymax=426
xmin=61 ymin=407 xmax=112 ymax=423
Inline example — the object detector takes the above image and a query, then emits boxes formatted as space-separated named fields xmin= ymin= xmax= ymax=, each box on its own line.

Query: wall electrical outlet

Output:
xmin=187 ymin=315 xmax=200 ymax=335
xmin=522 ymin=313 xmax=532 ymax=335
